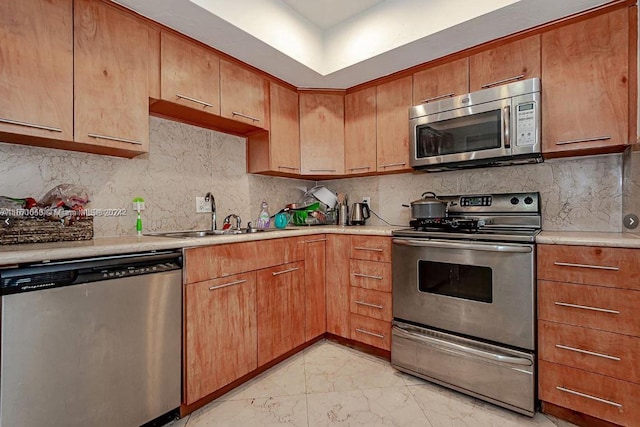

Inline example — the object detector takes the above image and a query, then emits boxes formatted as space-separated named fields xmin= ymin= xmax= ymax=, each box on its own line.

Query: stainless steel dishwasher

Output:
xmin=0 ymin=250 xmax=183 ymax=427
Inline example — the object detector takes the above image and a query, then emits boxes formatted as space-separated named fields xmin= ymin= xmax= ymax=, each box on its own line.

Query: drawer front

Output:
xmin=538 ymin=280 xmax=640 ymax=336
xmin=350 ymin=259 xmax=392 ymax=292
xmin=539 ymin=320 xmax=640 ymax=384
xmin=539 ymin=360 xmax=640 ymax=426
xmin=350 ymin=313 xmax=391 ymax=350
xmin=538 ymin=244 xmax=640 ymax=290
xmin=350 ymin=236 xmax=391 ymax=262
xmin=349 ymin=287 xmax=392 ymax=321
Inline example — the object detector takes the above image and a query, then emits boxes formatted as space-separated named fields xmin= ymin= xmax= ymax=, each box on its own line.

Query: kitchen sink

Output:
xmin=145 ymin=228 xmax=290 ymax=238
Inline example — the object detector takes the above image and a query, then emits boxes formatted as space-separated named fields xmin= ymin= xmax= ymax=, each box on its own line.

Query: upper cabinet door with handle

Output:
xmin=469 ymin=35 xmax=540 ymax=91
xmin=541 ymin=8 xmax=629 ymax=156
xmin=0 ymin=0 xmax=73 ymax=142
xmin=220 ymin=60 xmax=268 ymax=130
xmin=160 ymin=32 xmax=220 ymax=115
xmin=412 ymin=58 xmax=469 ymax=106
xmin=74 ymin=0 xmax=150 ymax=155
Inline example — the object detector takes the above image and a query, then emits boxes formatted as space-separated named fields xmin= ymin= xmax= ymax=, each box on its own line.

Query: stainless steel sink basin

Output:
xmin=145 ymin=228 xmax=290 ymax=238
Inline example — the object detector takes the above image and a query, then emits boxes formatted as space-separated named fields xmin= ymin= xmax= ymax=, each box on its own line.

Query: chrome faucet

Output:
xmin=205 ymin=192 xmax=216 ymax=230
xmin=223 ymin=214 xmax=242 ymax=231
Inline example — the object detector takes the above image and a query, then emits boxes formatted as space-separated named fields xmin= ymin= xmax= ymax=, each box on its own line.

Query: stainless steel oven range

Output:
xmin=391 ymin=192 xmax=541 ymax=416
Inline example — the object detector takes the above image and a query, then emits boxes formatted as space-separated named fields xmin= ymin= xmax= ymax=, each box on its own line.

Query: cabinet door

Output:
xmin=325 ymin=235 xmax=351 ymax=338
xmin=300 ymin=92 xmax=345 ymax=175
xmin=376 ymin=76 xmax=413 ymax=172
xmin=220 ymin=60 xmax=267 ymax=129
xmin=74 ymin=0 xmax=149 ymax=154
xmin=469 ymin=35 xmax=540 ymax=91
xmin=257 ymin=262 xmax=305 ymax=366
xmin=185 ymin=272 xmax=257 ymax=404
xmin=413 ymin=58 xmax=469 ymax=105
xmin=161 ymin=32 xmax=220 ymax=114
xmin=541 ymin=8 xmax=629 ymax=156
xmin=305 ymin=236 xmax=327 ymax=341
xmin=0 ymin=0 xmax=73 ymax=142
xmin=345 ymin=87 xmax=377 ymax=175
xmin=270 ymin=83 xmax=300 ymax=172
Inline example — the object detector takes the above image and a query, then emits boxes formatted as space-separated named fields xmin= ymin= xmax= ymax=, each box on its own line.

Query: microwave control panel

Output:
xmin=515 ymin=102 xmax=537 ymax=146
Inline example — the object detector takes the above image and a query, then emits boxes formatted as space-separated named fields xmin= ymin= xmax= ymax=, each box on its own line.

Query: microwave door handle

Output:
xmin=392 ymin=238 xmax=532 ymax=253
xmin=503 ymin=105 xmax=511 ymax=148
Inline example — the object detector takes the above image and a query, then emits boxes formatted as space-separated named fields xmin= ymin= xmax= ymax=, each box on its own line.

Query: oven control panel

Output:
xmin=449 ymin=192 xmax=540 ymax=214
xmin=460 ymin=196 xmax=492 ymax=207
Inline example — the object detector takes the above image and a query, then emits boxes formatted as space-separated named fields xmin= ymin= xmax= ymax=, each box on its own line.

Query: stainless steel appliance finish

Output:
xmin=410 ymin=78 xmax=541 ymax=171
xmin=350 ymin=202 xmax=370 ymax=225
xmin=0 ymin=251 xmax=183 ymax=427
xmin=391 ymin=192 xmax=541 ymax=416
xmin=407 ymin=192 xmax=448 ymax=219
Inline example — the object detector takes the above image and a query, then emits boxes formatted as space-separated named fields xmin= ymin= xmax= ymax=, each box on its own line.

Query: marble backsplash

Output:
xmin=0 ymin=117 xmax=313 ymax=238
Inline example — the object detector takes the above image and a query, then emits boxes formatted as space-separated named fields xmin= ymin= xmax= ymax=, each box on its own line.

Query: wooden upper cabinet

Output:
xmin=269 ymin=83 xmax=300 ymax=172
xmin=220 ymin=60 xmax=268 ymax=129
xmin=413 ymin=58 xmax=469 ymax=105
xmin=541 ymin=7 xmax=629 ymax=156
xmin=300 ymin=92 xmax=345 ymax=175
xmin=160 ymin=31 xmax=220 ymax=115
xmin=469 ymin=35 xmax=540 ymax=91
xmin=74 ymin=0 xmax=149 ymax=155
xmin=0 ymin=0 xmax=73 ymax=142
xmin=345 ymin=87 xmax=377 ymax=175
xmin=376 ymin=76 xmax=413 ymax=172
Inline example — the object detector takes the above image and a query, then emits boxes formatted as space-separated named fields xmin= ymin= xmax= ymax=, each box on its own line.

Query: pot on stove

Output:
xmin=406 ymin=192 xmax=448 ymax=219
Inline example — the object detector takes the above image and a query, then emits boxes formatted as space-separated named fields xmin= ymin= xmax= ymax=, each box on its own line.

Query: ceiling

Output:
xmin=114 ymin=0 xmax=613 ymax=89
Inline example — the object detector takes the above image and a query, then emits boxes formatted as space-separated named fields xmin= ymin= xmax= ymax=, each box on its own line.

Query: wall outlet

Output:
xmin=196 ymin=196 xmax=212 ymax=213
xmin=363 ymin=196 xmax=371 ymax=206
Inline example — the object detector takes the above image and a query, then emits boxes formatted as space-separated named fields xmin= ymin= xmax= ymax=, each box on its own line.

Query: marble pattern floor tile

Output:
xmin=167 ymin=340 xmax=577 ymax=427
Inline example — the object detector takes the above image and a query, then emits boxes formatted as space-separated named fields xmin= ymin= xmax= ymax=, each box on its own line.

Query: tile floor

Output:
xmin=169 ymin=340 xmax=576 ymax=427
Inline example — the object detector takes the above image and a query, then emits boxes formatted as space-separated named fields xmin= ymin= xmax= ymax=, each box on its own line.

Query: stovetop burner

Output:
xmin=409 ymin=218 xmax=480 ymax=232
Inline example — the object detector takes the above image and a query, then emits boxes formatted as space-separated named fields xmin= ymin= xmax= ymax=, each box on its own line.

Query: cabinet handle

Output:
xmin=354 ymin=246 xmax=383 ymax=252
xmin=556 ymin=136 xmax=611 ymax=145
xmin=305 ymin=238 xmax=327 ymax=243
xmin=88 ymin=133 xmax=142 ymax=145
xmin=353 ymin=273 xmax=383 ymax=280
xmin=348 ymin=166 xmax=372 ymax=171
xmin=379 ymin=162 xmax=406 ymax=168
xmin=480 ymin=74 xmax=525 ymax=89
xmin=176 ymin=93 xmax=214 ymax=108
xmin=355 ymin=328 xmax=385 ymax=339
xmin=278 ymin=166 xmax=299 ymax=171
xmin=209 ymin=279 xmax=247 ymax=291
xmin=553 ymin=261 xmax=619 ymax=271
xmin=355 ymin=300 xmax=383 ymax=309
xmin=232 ymin=111 xmax=260 ymax=122
xmin=555 ymin=344 xmax=620 ymax=361
xmin=272 ymin=267 xmax=300 ymax=276
xmin=0 ymin=117 xmax=62 ymax=133
xmin=554 ymin=301 xmax=620 ymax=315
xmin=309 ymin=169 xmax=336 ymax=172
xmin=420 ymin=93 xmax=455 ymax=104
xmin=556 ymin=386 xmax=622 ymax=408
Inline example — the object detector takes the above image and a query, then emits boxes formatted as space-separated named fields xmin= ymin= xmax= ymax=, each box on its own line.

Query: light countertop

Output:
xmin=536 ymin=231 xmax=640 ymax=248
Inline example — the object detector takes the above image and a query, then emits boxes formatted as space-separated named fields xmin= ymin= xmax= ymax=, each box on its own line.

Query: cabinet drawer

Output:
xmin=350 ymin=313 xmax=391 ymax=351
xmin=350 ymin=236 xmax=391 ymax=262
xmin=349 ymin=287 xmax=392 ymax=322
xmin=538 ymin=244 xmax=640 ymax=290
xmin=538 ymin=280 xmax=640 ymax=336
xmin=539 ymin=360 xmax=640 ymax=426
xmin=539 ymin=320 xmax=640 ymax=384
xmin=350 ymin=259 xmax=391 ymax=292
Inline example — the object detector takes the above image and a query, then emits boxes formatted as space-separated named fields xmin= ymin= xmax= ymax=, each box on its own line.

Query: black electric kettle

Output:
xmin=350 ymin=202 xmax=370 ymax=225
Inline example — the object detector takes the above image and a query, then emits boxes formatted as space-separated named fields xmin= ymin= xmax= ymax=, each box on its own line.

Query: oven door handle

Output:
xmin=392 ymin=325 xmax=533 ymax=366
xmin=392 ymin=238 xmax=532 ymax=253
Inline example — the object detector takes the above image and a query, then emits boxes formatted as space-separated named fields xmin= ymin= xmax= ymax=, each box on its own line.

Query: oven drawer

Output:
xmin=539 ymin=320 xmax=640 ymax=384
xmin=349 ymin=287 xmax=392 ymax=322
xmin=392 ymin=321 xmax=535 ymax=416
xmin=538 ymin=244 xmax=640 ymax=290
xmin=350 ymin=236 xmax=391 ymax=262
xmin=350 ymin=313 xmax=391 ymax=350
xmin=538 ymin=280 xmax=640 ymax=336
xmin=350 ymin=259 xmax=391 ymax=292
xmin=539 ymin=360 xmax=640 ymax=426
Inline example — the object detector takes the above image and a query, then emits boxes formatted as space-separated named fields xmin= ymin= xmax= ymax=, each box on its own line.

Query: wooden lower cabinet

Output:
xmin=305 ymin=236 xmax=327 ymax=341
xmin=350 ymin=313 xmax=391 ymax=351
xmin=349 ymin=287 xmax=392 ymax=322
xmin=257 ymin=261 xmax=305 ymax=366
xmin=350 ymin=259 xmax=392 ymax=292
xmin=184 ymin=272 xmax=257 ymax=405
xmin=325 ymin=235 xmax=351 ymax=338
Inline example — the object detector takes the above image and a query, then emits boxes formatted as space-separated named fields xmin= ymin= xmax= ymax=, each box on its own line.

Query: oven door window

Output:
xmin=416 ymin=110 xmax=502 ymax=158
xmin=417 ymin=260 xmax=492 ymax=303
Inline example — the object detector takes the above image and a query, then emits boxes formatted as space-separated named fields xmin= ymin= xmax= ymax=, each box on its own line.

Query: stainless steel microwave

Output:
xmin=409 ymin=78 xmax=542 ymax=171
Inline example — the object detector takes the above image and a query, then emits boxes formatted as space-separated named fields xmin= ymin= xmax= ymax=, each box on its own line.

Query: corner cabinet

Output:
xmin=299 ymin=92 xmax=345 ymax=176
xmin=541 ymin=7 xmax=631 ymax=157
xmin=304 ymin=235 xmax=327 ymax=341
xmin=74 ymin=0 xmax=150 ymax=156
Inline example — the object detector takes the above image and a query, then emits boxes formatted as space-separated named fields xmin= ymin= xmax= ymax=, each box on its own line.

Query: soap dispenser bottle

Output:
xmin=256 ymin=201 xmax=270 ymax=229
